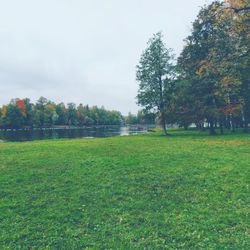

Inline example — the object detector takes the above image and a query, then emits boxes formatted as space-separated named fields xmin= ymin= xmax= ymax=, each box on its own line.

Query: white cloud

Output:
xmin=0 ymin=0 xmax=212 ymax=114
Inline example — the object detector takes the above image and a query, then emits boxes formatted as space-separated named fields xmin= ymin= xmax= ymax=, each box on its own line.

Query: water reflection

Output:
xmin=0 ymin=125 xmax=154 ymax=142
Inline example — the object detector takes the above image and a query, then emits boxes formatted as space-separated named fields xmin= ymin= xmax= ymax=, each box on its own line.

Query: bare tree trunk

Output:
xmin=200 ymin=122 xmax=205 ymax=131
xmin=229 ymin=113 xmax=235 ymax=132
xmin=158 ymin=76 xmax=168 ymax=136
xmin=161 ymin=111 xmax=168 ymax=136
xmin=209 ymin=121 xmax=217 ymax=135
xmin=242 ymin=109 xmax=249 ymax=133
xmin=219 ymin=123 xmax=224 ymax=135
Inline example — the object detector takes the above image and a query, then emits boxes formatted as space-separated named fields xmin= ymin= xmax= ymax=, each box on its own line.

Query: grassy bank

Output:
xmin=0 ymin=130 xmax=249 ymax=249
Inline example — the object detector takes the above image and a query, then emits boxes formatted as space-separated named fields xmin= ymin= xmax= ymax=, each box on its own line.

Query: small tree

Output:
xmin=136 ymin=32 xmax=175 ymax=135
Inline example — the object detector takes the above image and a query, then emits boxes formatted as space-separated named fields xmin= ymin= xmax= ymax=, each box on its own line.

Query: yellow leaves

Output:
xmin=221 ymin=76 xmax=231 ymax=87
xmin=224 ymin=0 xmax=250 ymax=36
xmin=1 ymin=105 xmax=8 ymax=117
xmin=221 ymin=76 xmax=241 ymax=87
xmin=45 ymin=103 xmax=56 ymax=110
xmin=221 ymin=103 xmax=243 ymax=115
xmin=225 ymin=0 xmax=250 ymax=9
xmin=215 ymin=75 xmax=241 ymax=100
xmin=196 ymin=59 xmax=212 ymax=77
xmin=197 ymin=65 xmax=207 ymax=77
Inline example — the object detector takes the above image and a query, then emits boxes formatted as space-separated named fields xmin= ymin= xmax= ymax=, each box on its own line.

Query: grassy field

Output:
xmin=0 ymin=130 xmax=250 ymax=249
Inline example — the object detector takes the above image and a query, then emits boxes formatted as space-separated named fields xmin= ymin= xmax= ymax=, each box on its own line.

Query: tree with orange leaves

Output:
xmin=15 ymin=99 xmax=26 ymax=115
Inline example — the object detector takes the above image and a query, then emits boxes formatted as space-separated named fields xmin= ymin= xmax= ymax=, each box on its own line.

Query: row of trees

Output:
xmin=0 ymin=97 xmax=157 ymax=129
xmin=125 ymin=111 xmax=156 ymax=125
xmin=137 ymin=0 xmax=250 ymax=135
xmin=0 ymin=97 xmax=124 ymax=129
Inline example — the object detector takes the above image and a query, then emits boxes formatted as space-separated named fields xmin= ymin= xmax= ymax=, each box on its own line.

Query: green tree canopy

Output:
xmin=136 ymin=32 xmax=175 ymax=135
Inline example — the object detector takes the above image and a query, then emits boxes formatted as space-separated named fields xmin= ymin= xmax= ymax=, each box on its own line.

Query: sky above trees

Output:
xmin=0 ymin=0 xmax=212 ymax=114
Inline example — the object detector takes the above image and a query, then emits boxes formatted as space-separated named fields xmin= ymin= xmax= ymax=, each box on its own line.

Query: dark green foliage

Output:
xmin=136 ymin=32 xmax=175 ymax=135
xmin=176 ymin=1 xmax=250 ymax=134
xmin=135 ymin=2 xmax=249 ymax=134
xmin=125 ymin=111 xmax=156 ymax=125
xmin=2 ymin=104 xmax=24 ymax=129
xmin=0 ymin=98 xmax=124 ymax=129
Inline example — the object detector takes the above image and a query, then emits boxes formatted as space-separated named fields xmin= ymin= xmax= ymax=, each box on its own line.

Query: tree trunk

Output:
xmin=229 ymin=113 xmax=235 ymax=132
xmin=200 ymin=122 xmax=205 ymax=131
xmin=161 ymin=111 xmax=168 ymax=136
xmin=219 ymin=123 xmax=224 ymax=135
xmin=209 ymin=121 xmax=216 ymax=135
xmin=242 ymin=110 xmax=249 ymax=133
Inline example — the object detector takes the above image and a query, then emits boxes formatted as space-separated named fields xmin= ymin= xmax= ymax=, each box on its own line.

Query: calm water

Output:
xmin=0 ymin=125 xmax=154 ymax=142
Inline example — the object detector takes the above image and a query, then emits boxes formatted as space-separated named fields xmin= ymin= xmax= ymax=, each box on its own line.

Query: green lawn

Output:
xmin=0 ymin=130 xmax=250 ymax=249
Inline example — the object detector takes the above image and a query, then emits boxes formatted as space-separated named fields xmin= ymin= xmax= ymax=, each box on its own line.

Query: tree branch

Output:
xmin=232 ymin=6 xmax=250 ymax=13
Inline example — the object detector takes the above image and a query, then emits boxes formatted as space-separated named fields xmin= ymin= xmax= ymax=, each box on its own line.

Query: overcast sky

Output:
xmin=0 ymin=0 xmax=212 ymax=114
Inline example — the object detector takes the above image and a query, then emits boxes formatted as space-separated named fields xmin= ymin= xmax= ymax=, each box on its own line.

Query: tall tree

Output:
xmin=225 ymin=0 xmax=250 ymax=131
xmin=136 ymin=32 xmax=175 ymax=135
xmin=67 ymin=103 xmax=78 ymax=126
xmin=177 ymin=1 xmax=249 ymax=134
xmin=4 ymin=104 xmax=24 ymax=129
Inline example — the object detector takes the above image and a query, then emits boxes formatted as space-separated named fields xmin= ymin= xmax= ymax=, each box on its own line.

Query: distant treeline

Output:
xmin=125 ymin=111 xmax=156 ymax=126
xmin=0 ymin=97 xmax=156 ymax=129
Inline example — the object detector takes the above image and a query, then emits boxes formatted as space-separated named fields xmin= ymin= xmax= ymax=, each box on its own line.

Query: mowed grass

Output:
xmin=0 ymin=130 xmax=250 ymax=249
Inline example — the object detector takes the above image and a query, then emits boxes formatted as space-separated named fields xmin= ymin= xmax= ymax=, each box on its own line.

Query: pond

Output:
xmin=0 ymin=125 xmax=155 ymax=142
